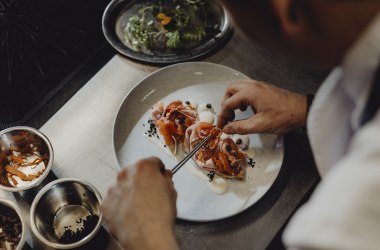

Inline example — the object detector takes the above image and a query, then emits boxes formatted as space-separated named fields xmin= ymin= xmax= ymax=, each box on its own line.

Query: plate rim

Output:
xmin=111 ymin=62 xmax=284 ymax=221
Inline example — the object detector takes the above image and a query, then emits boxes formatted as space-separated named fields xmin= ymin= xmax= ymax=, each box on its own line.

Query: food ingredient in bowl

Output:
xmin=0 ymin=131 xmax=48 ymax=188
xmin=123 ymin=0 xmax=221 ymax=53
xmin=0 ymin=204 xmax=22 ymax=250
xmin=6 ymin=153 xmax=46 ymax=188
xmin=57 ymin=214 xmax=99 ymax=244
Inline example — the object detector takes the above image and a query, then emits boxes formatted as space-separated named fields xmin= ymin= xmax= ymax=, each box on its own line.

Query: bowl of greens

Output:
xmin=102 ymin=0 xmax=232 ymax=64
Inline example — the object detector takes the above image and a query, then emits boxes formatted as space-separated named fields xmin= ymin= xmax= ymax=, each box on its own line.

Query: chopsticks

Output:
xmin=172 ymin=134 xmax=212 ymax=175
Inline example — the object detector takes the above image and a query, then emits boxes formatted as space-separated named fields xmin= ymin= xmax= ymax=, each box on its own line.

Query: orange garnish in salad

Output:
xmin=157 ymin=12 xmax=172 ymax=26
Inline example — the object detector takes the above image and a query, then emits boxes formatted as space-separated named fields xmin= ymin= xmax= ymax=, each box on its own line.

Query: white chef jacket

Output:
xmin=283 ymin=12 xmax=380 ymax=250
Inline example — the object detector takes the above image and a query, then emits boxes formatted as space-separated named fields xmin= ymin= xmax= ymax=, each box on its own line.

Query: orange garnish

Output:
xmin=157 ymin=12 xmax=172 ymax=26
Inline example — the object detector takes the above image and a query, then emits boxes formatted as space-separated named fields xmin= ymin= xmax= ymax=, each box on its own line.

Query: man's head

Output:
xmin=219 ymin=0 xmax=380 ymax=68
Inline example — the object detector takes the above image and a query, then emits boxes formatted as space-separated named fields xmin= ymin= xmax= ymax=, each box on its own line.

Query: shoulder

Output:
xmin=283 ymin=110 xmax=380 ymax=250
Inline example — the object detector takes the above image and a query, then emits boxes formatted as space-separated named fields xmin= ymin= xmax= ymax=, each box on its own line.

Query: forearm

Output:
xmin=119 ymin=221 xmax=178 ymax=250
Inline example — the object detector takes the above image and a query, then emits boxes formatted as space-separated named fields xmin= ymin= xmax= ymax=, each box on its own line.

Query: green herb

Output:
xmin=124 ymin=0 xmax=220 ymax=52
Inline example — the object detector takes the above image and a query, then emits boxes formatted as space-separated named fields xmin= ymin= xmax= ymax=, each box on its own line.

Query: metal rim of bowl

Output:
xmin=0 ymin=126 xmax=54 ymax=192
xmin=0 ymin=199 xmax=27 ymax=250
xmin=102 ymin=0 xmax=233 ymax=64
xmin=30 ymin=178 xmax=104 ymax=249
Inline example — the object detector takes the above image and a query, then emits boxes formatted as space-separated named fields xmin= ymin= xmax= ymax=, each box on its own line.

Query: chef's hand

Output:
xmin=101 ymin=157 xmax=178 ymax=250
xmin=217 ymin=80 xmax=307 ymax=135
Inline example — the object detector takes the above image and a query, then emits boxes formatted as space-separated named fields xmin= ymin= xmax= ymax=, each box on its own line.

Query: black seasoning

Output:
xmin=226 ymin=145 xmax=232 ymax=152
xmin=0 ymin=205 xmax=22 ymax=249
xmin=145 ymin=120 xmax=159 ymax=138
xmin=206 ymin=103 xmax=212 ymax=109
xmin=185 ymin=101 xmax=190 ymax=105
xmin=178 ymin=117 xmax=186 ymax=124
xmin=207 ymin=171 xmax=216 ymax=182
xmin=236 ymin=138 xmax=242 ymax=145
xmin=248 ymin=158 xmax=256 ymax=168
xmin=58 ymin=215 xmax=99 ymax=244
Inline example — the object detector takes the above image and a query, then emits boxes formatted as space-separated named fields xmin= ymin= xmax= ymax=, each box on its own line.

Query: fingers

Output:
xmin=222 ymin=83 xmax=239 ymax=100
xmin=117 ymin=169 xmax=128 ymax=182
xmin=222 ymin=114 xmax=266 ymax=135
xmin=217 ymin=91 xmax=248 ymax=129
xmin=135 ymin=156 xmax=166 ymax=176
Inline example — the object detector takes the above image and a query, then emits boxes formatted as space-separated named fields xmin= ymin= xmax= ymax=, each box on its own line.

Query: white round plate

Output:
xmin=113 ymin=62 xmax=284 ymax=221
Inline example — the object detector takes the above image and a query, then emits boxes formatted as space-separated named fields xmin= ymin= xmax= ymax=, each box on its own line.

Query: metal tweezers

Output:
xmin=172 ymin=134 xmax=212 ymax=175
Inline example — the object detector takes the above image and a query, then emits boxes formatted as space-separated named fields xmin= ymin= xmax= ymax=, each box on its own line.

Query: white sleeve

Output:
xmin=283 ymin=111 xmax=380 ymax=250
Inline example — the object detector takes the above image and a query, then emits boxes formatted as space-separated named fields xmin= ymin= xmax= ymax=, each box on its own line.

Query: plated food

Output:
xmin=113 ymin=62 xmax=284 ymax=221
xmin=122 ymin=0 xmax=221 ymax=54
xmin=102 ymin=0 xmax=232 ymax=63
xmin=148 ymin=99 xmax=250 ymax=181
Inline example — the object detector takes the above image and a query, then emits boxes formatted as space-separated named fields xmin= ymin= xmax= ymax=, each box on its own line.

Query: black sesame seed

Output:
xmin=247 ymin=158 xmax=256 ymax=168
xmin=185 ymin=101 xmax=190 ymax=105
xmin=207 ymin=171 xmax=216 ymax=182
xmin=206 ymin=103 xmax=212 ymax=109
xmin=236 ymin=138 xmax=242 ymax=145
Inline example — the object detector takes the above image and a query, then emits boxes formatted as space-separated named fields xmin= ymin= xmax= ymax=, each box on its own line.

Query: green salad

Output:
xmin=123 ymin=0 xmax=220 ymax=53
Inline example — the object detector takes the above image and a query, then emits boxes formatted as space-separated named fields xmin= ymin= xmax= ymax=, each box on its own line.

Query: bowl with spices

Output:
xmin=0 ymin=126 xmax=53 ymax=192
xmin=30 ymin=178 xmax=103 ymax=249
xmin=0 ymin=199 xmax=26 ymax=250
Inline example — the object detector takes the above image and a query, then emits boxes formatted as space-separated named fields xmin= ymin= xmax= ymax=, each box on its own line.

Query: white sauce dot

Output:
xmin=183 ymin=99 xmax=198 ymax=110
xmin=199 ymin=111 xmax=214 ymax=124
xmin=232 ymin=135 xmax=250 ymax=150
xmin=198 ymin=103 xmax=215 ymax=114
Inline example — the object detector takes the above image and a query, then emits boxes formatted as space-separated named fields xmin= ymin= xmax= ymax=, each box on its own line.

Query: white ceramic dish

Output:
xmin=113 ymin=62 xmax=284 ymax=221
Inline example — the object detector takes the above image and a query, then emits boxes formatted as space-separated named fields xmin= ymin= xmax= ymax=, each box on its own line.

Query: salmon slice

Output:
xmin=154 ymin=100 xmax=198 ymax=153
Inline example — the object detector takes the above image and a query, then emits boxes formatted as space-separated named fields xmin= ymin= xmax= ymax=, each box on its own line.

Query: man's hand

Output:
xmin=217 ymin=80 xmax=307 ymax=135
xmin=101 ymin=157 xmax=178 ymax=250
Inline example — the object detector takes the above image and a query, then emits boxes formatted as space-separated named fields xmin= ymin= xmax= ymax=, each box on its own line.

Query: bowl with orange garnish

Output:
xmin=0 ymin=126 xmax=53 ymax=192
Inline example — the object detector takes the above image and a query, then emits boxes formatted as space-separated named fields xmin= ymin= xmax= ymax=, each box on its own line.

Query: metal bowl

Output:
xmin=30 ymin=178 xmax=103 ymax=249
xmin=0 ymin=199 xmax=27 ymax=250
xmin=0 ymin=126 xmax=53 ymax=192
xmin=102 ymin=0 xmax=232 ymax=64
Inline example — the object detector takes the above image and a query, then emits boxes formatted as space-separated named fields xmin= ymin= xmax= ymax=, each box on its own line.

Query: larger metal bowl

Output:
xmin=30 ymin=178 xmax=103 ymax=249
xmin=102 ymin=0 xmax=232 ymax=64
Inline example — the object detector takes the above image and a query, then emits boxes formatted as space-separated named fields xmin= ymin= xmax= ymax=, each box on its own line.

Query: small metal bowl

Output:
xmin=0 ymin=126 xmax=53 ymax=192
xmin=0 ymin=199 xmax=27 ymax=250
xmin=30 ymin=178 xmax=103 ymax=249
